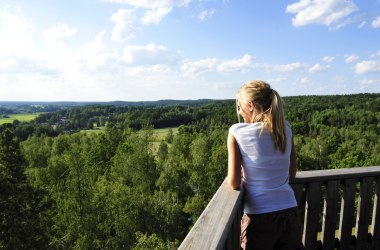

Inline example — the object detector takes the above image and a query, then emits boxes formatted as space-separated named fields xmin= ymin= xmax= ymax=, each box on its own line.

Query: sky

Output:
xmin=0 ymin=0 xmax=379 ymax=102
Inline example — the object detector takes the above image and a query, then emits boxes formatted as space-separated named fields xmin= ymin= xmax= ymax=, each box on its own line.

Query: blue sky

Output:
xmin=0 ymin=0 xmax=379 ymax=101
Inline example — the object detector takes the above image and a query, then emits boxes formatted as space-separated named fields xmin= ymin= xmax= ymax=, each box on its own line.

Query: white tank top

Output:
xmin=229 ymin=121 xmax=297 ymax=214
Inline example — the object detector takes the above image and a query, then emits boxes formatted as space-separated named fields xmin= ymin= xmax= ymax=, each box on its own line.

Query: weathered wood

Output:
xmin=356 ymin=177 xmax=374 ymax=250
xmin=322 ymin=180 xmax=340 ymax=250
xmin=303 ymin=182 xmax=322 ymax=250
xmin=180 ymin=166 xmax=380 ymax=250
xmin=371 ymin=177 xmax=380 ymax=250
xmin=225 ymin=207 xmax=242 ymax=250
xmin=179 ymin=178 xmax=243 ymax=250
xmin=293 ymin=166 xmax=380 ymax=184
xmin=339 ymin=178 xmax=357 ymax=250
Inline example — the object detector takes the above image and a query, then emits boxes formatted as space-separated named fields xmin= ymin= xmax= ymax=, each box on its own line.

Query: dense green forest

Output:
xmin=0 ymin=94 xmax=379 ymax=249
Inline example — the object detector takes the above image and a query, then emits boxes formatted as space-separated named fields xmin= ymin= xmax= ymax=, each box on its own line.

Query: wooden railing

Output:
xmin=179 ymin=166 xmax=380 ymax=250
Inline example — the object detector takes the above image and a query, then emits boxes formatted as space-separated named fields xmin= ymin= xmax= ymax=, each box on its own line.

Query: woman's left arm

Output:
xmin=227 ymin=133 xmax=242 ymax=189
xmin=289 ymin=136 xmax=297 ymax=181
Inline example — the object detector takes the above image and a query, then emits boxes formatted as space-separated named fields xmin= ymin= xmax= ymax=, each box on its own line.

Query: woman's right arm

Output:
xmin=227 ymin=133 xmax=242 ymax=189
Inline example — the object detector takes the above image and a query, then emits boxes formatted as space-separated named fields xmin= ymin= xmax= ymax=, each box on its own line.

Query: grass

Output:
xmin=149 ymin=127 xmax=179 ymax=154
xmin=80 ymin=126 xmax=178 ymax=141
xmin=0 ymin=113 xmax=43 ymax=125
xmin=80 ymin=126 xmax=178 ymax=154
xmin=151 ymin=127 xmax=178 ymax=142
xmin=80 ymin=127 xmax=106 ymax=134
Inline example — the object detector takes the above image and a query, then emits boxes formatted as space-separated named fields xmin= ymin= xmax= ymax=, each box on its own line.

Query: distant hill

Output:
xmin=0 ymin=99 xmax=223 ymax=114
xmin=0 ymin=99 xmax=218 ymax=107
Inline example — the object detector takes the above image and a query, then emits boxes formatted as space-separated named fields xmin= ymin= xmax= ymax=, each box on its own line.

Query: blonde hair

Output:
xmin=236 ymin=80 xmax=287 ymax=153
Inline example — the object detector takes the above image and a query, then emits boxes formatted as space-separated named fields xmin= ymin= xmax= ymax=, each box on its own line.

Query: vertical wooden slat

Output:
xmin=180 ymin=167 xmax=380 ymax=250
xmin=292 ymin=183 xmax=306 ymax=225
xmin=322 ymin=180 xmax=340 ymax=250
xmin=371 ymin=177 xmax=380 ymax=250
xmin=303 ymin=182 xmax=322 ymax=250
xmin=356 ymin=177 xmax=374 ymax=250
xmin=339 ymin=178 xmax=357 ymax=250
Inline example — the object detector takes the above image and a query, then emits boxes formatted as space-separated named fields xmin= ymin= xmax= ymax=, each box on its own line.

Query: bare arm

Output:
xmin=289 ymin=136 xmax=297 ymax=181
xmin=227 ymin=133 xmax=242 ymax=189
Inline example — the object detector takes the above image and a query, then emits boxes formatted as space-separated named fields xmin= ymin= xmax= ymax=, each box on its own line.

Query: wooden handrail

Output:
xmin=178 ymin=178 xmax=243 ymax=250
xmin=179 ymin=166 xmax=380 ymax=250
xmin=292 ymin=166 xmax=380 ymax=183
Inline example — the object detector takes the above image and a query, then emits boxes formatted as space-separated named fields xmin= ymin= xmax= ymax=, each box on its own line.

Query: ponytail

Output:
xmin=268 ymin=89 xmax=287 ymax=153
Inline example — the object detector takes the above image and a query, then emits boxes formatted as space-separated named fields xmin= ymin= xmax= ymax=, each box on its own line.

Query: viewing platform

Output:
xmin=179 ymin=166 xmax=380 ymax=250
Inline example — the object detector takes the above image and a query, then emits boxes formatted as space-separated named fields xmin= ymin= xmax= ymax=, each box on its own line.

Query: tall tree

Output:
xmin=0 ymin=129 xmax=49 ymax=249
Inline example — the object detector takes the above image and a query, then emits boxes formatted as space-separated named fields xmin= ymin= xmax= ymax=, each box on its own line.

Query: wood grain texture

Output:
xmin=179 ymin=178 xmax=243 ymax=250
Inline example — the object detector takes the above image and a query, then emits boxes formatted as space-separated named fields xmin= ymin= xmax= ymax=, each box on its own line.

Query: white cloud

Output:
xmin=309 ymin=63 xmax=330 ymax=73
xmin=141 ymin=7 xmax=171 ymax=24
xmin=101 ymin=0 xmax=191 ymax=9
xmin=269 ymin=77 xmax=287 ymax=83
xmin=332 ymin=75 xmax=346 ymax=84
xmin=77 ymin=31 xmax=118 ymax=71
xmin=369 ymin=50 xmax=380 ymax=58
xmin=103 ymin=0 xmax=192 ymax=24
xmin=79 ymin=31 xmax=106 ymax=57
xmin=355 ymin=60 xmax=380 ymax=74
xmin=286 ymin=0 xmax=357 ymax=28
xmin=110 ymin=9 xmax=137 ymax=42
xmin=299 ymin=77 xmax=310 ymax=84
xmin=344 ymin=54 xmax=359 ymax=63
xmin=198 ymin=9 xmax=215 ymax=21
xmin=42 ymin=24 xmax=77 ymax=58
xmin=290 ymin=77 xmax=312 ymax=91
xmin=43 ymin=23 xmax=77 ymax=42
xmin=181 ymin=58 xmax=218 ymax=74
xmin=323 ymin=56 xmax=334 ymax=63
xmin=41 ymin=24 xmax=81 ymax=75
xmin=372 ymin=16 xmax=380 ymax=28
xmin=0 ymin=13 xmax=35 ymax=58
xmin=360 ymin=79 xmax=380 ymax=85
xmin=0 ymin=57 xmax=18 ymax=69
xmin=266 ymin=62 xmax=306 ymax=73
xmin=217 ymin=54 xmax=252 ymax=72
xmin=124 ymin=64 xmax=172 ymax=76
xmin=122 ymin=43 xmax=176 ymax=65
xmin=359 ymin=78 xmax=380 ymax=91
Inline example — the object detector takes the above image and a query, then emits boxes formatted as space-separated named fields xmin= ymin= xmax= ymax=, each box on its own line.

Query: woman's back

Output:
xmin=229 ymin=121 xmax=297 ymax=214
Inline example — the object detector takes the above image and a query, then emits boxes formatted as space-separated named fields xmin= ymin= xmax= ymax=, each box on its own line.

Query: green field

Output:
xmin=80 ymin=126 xmax=106 ymax=134
xmin=0 ymin=113 xmax=42 ymax=125
xmin=80 ymin=126 xmax=178 ymax=154
xmin=80 ymin=126 xmax=178 ymax=140
xmin=149 ymin=127 xmax=178 ymax=153
xmin=151 ymin=127 xmax=178 ymax=142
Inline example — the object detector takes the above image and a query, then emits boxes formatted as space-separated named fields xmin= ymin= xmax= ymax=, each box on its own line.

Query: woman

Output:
xmin=227 ymin=80 xmax=303 ymax=250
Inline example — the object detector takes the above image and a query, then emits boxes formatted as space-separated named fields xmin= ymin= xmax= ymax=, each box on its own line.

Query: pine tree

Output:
xmin=0 ymin=129 xmax=49 ymax=249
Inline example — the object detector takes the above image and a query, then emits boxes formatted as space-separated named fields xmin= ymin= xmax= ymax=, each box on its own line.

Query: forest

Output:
xmin=0 ymin=93 xmax=379 ymax=249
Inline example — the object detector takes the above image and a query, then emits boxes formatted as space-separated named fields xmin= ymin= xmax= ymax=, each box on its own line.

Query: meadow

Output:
xmin=151 ymin=127 xmax=178 ymax=142
xmin=0 ymin=113 xmax=42 ymax=125
xmin=80 ymin=126 xmax=178 ymax=153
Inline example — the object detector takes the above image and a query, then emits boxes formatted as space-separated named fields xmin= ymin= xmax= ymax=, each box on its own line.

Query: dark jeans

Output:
xmin=241 ymin=207 xmax=303 ymax=250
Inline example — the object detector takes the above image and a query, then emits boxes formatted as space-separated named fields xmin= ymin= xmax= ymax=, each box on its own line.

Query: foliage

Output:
xmin=0 ymin=93 xmax=378 ymax=248
xmin=0 ymin=129 xmax=51 ymax=249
